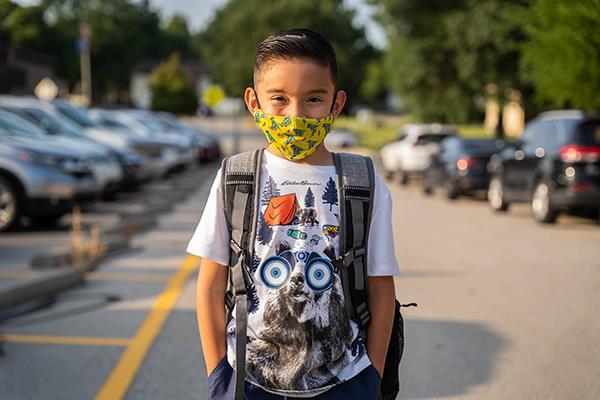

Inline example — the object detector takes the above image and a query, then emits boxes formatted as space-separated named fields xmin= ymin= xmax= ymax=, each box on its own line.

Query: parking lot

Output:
xmin=1 ymin=119 xmax=600 ymax=399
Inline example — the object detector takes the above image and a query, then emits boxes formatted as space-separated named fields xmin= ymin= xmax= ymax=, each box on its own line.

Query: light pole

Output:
xmin=77 ymin=23 xmax=92 ymax=106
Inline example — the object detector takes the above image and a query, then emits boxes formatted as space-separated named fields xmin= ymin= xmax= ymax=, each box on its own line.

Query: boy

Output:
xmin=186 ymin=28 xmax=399 ymax=399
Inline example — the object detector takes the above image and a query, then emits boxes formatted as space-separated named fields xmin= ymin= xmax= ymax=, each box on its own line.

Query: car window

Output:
xmin=416 ymin=133 xmax=452 ymax=145
xmin=575 ymin=121 xmax=600 ymax=146
xmin=462 ymin=140 xmax=502 ymax=153
xmin=0 ymin=110 xmax=47 ymax=138
xmin=54 ymin=103 xmax=97 ymax=128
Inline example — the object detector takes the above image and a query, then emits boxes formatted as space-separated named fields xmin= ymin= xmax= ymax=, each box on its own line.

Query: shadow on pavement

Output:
xmin=399 ymin=318 xmax=507 ymax=399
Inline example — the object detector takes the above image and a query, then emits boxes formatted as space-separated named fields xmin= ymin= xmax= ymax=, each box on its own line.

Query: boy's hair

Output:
xmin=254 ymin=28 xmax=338 ymax=87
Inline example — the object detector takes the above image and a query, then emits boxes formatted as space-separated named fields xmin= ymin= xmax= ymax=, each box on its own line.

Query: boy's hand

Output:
xmin=196 ymin=257 xmax=229 ymax=376
xmin=366 ymin=276 xmax=396 ymax=378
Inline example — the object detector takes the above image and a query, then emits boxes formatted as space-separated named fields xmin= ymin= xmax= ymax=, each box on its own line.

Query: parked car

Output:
xmin=422 ymin=137 xmax=505 ymax=199
xmin=153 ymin=111 xmax=221 ymax=162
xmin=380 ymin=123 xmax=458 ymax=185
xmin=87 ymin=108 xmax=189 ymax=175
xmin=0 ymin=125 xmax=98 ymax=231
xmin=49 ymin=99 xmax=165 ymax=181
xmin=487 ymin=110 xmax=600 ymax=223
xmin=324 ymin=128 xmax=359 ymax=148
xmin=0 ymin=102 xmax=146 ymax=190
xmin=0 ymin=108 xmax=123 ymax=200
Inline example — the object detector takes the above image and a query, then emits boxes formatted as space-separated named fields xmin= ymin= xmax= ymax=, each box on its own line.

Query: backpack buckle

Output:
xmin=229 ymin=239 xmax=243 ymax=255
xmin=337 ymin=245 xmax=366 ymax=268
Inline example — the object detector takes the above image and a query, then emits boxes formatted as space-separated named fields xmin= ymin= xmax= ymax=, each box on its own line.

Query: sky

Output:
xmin=15 ymin=0 xmax=387 ymax=49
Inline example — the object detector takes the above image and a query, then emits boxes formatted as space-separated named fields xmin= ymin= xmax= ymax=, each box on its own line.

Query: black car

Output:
xmin=422 ymin=137 xmax=505 ymax=199
xmin=487 ymin=111 xmax=600 ymax=223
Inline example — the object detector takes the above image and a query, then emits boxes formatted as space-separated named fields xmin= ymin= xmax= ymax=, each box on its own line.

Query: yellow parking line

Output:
xmin=2 ymin=334 xmax=130 ymax=347
xmin=94 ymin=255 xmax=199 ymax=400
xmin=86 ymin=272 xmax=171 ymax=282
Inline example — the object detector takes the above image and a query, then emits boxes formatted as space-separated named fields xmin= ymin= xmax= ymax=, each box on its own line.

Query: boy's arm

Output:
xmin=196 ymin=257 xmax=229 ymax=376
xmin=366 ymin=275 xmax=396 ymax=378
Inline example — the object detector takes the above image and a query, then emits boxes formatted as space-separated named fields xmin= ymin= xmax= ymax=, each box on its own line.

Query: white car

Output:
xmin=324 ymin=129 xmax=359 ymax=148
xmin=380 ymin=123 xmax=457 ymax=185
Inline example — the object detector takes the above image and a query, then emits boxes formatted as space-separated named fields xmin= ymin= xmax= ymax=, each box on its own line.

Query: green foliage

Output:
xmin=196 ymin=0 xmax=376 ymax=104
xmin=360 ymin=56 xmax=387 ymax=106
xmin=372 ymin=0 xmax=534 ymax=122
xmin=149 ymin=53 xmax=198 ymax=114
xmin=521 ymin=0 xmax=600 ymax=110
xmin=3 ymin=0 xmax=202 ymax=103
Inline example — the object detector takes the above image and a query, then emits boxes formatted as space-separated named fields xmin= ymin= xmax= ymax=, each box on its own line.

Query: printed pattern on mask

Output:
xmin=254 ymin=110 xmax=334 ymax=160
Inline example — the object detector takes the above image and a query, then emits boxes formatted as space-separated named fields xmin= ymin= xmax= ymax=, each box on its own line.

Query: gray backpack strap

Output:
xmin=332 ymin=152 xmax=375 ymax=337
xmin=221 ymin=148 xmax=263 ymax=400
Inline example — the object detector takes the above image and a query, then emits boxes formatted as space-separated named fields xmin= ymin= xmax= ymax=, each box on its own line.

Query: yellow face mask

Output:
xmin=254 ymin=109 xmax=334 ymax=161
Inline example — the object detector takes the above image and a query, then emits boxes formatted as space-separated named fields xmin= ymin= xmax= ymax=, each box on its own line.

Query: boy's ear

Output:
xmin=244 ymin=86 xmax=259 ymax=114
xmin=332 ymin=90 xmax=347 ymax=118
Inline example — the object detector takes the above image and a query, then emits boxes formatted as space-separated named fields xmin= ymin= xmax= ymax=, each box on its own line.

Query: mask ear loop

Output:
xmin=329 ymin=91 xmax=338 ymax=115
xmin=252 ymin=86 xmax=262 ymax=110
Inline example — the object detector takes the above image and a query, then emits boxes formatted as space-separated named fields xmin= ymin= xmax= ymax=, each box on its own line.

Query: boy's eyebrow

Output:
xmin=265 ymin=88 xmax=331 ymax=94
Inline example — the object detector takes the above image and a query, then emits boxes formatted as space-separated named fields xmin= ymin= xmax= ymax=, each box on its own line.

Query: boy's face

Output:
xmin=245 ymin=58 xmax=346 ymax=119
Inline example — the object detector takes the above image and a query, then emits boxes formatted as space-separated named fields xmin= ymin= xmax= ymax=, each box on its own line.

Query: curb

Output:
xmin=0 ymin=269 xmax=85 ymax=312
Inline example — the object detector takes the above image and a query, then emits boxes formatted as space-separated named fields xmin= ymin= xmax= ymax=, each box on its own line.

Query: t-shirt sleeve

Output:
xmin=367 ymin=172 xmax=400 ymax=276
xmin=185 ymin=167 xmax=230 ymax=266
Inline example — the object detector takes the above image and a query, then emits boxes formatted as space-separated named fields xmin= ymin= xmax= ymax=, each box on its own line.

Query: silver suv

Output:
xmin=0 ymin=128 xmax=99 ymax=231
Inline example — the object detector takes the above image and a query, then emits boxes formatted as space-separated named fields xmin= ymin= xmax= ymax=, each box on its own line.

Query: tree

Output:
xmin=248 ymin=254 xmax=261 ymax=314
xmin=322 ymin=177 xmax=338 ymax=211
xmin=521 ymin=0 xmax=600 ymax=110
xmin=256 ymin=211 xmax=273 ymax=246
xmin=149 ymin=52 xmax=198 ymax=114
xmin=304 ymin=187 xmax=315 ymax=208
xmin=196 ymin=0 xmax=376 ymax=105
xmin=261 ymin=175 xmax=280 ymax=206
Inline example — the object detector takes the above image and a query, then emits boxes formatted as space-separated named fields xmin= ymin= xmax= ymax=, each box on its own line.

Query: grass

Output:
xmin=336 ymin=115 xmax=492 ymax=151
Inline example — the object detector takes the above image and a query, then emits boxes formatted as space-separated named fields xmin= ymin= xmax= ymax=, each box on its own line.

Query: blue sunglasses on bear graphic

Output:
xmin=259 ymin=254 xmax=334 ymax=292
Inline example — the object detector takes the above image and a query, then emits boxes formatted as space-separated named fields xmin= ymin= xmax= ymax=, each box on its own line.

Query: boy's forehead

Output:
xmin=254 ymin=58 xmax=336 ymax=93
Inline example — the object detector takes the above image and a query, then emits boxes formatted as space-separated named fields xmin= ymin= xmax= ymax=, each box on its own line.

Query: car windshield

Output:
xmin=0 ymin=111 xmax=48 ymax=138
xmin=54 ymin=103 xmax=98 ymax=128
xmin=22 ymin=108 xmax=86 ymax=138
xmin=132 ymin=114 xmax=166 ymax=132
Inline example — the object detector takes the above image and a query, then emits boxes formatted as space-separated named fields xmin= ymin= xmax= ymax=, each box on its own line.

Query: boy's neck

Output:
xmin=265 ymin=144 xmax=334 ymax=166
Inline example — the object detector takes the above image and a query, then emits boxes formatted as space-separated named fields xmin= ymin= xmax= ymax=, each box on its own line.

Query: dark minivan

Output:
xmin=423 ymin=137 xmax=505 ymax=199
xmin=487 ymin=110 xmax=600 ymax=223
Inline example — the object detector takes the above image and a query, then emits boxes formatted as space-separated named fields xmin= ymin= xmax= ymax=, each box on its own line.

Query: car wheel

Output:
xmin=422 ymin=170 xmax=433 ymax=195
xmin=444 ymin=180 xmax=459 ymax=200
xmin=399 ymin=170 xmax=409 ymax=186
xmin=488 ymin=176 xmax=509 ymax=212
xmin=0 ymin=176 xmax=21 ymax=232
xmin=531 ymin=182 xmax=559 ymax=223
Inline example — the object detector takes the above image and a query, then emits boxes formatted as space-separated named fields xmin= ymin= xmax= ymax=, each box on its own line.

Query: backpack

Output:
xmin=220 ymin=148 xmax=415 ymax=400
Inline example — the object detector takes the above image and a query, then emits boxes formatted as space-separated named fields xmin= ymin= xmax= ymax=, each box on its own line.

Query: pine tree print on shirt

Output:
xmin=261 ymin=175 xmax=281 ymax=206
xmin=248 ymin=254 xmax=261 ymax=313
xmin=256 ymin=211 xmax=274 ymax=245
xmin=322 ymin=177 xmax=338 ymax=211
xmin=304 ymin=187 xmax=315 ymax=208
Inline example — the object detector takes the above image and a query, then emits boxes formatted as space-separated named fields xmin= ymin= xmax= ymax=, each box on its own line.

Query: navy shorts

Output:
xmin=207 ymin=357 xmax=381 ymax=400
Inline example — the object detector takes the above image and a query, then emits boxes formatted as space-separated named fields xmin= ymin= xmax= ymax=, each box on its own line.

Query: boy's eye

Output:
xmin=308 ymin=97 xmax=323 ymax=103
xmin=271 ymin=96 xmax=286 ymax=103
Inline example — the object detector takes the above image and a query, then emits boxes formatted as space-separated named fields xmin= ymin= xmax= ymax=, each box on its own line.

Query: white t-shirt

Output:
xmin=187 ymin=149 xmax=400 ymax=397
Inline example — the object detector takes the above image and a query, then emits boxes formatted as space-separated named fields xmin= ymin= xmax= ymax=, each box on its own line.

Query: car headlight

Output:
xmin=17 ymin=149 xmax=91 ymax=173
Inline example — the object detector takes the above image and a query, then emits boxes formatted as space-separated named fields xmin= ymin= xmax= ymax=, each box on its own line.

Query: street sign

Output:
xmin=34 ymin=77 xmax=59 ymax=101
xmin=202 ymin=85 xmax=225 ymax=109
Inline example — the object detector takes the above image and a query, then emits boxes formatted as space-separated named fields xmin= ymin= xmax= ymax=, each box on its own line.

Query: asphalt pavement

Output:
xmin=1 ymin=121 xmax=599 ymax=399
